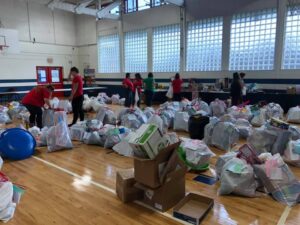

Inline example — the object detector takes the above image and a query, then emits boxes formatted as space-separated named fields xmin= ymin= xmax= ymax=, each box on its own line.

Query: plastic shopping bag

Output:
xmin=166 ymin=84 xmax=173 ymax=99
xmin=42 ymin=109 xmax=55 ymax=127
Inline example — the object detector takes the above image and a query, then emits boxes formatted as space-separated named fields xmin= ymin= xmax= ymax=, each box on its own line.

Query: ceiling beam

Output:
xmin=48 ymin=0 xmax=120 ymax=20
xmin=164 ymin=0 xmax=184 ymax=6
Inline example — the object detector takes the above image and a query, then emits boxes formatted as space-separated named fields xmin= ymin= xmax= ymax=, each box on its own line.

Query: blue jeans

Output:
xmin=145 ymin=90 xmax=154 ymax=107
xmin=125 ymin=89 xmax=133 ymax=107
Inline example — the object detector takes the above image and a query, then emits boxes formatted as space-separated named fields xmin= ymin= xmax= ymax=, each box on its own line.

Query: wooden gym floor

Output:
xmin=2 ymin=105 xmax=300 ymax=225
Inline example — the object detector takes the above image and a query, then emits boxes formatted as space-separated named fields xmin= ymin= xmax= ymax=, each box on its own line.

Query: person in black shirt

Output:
xmin=230 ymin=72 xmax=243 ymax=106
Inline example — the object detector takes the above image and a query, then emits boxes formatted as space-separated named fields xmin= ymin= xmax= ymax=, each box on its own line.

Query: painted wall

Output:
xmin=76 ymin=0 xmax=300 ymax=92
xmin=0 ymin=0 xmax=78 ymax=91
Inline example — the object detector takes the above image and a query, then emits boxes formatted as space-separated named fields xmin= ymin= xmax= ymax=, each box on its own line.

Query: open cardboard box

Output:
xmin=135 ymin=161 xmax=186 ymax=212
xmin=173 ymin=193 xmax=214 ymax=225
xmin=133 ymin=142 xmax=182 ymax=189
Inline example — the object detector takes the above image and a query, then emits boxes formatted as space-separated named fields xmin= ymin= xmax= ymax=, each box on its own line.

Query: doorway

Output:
xmin=36 ymin=66 xmax=64 ymax=97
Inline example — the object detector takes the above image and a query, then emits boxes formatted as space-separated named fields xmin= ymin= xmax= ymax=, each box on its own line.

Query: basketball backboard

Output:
xmin=0 ymin=28 xmax=20 ymax=54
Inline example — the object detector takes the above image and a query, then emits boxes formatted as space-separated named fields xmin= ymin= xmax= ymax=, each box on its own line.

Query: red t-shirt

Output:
xmin=72 ymin=74 xmax=83 ymax=98
xmin=172 ymin=79 xmax=183 ymax=94
xmin=122 ymin=78 xmax=134 ymax=92
xmin=22 ymin=87 xmax=51 ymax=107
xmin=133 ymin=79 xmax=143 ymax=94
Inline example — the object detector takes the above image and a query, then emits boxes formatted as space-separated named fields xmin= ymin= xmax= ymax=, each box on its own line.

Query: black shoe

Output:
xmin=68 ymin=123 xmax=74 ymax=127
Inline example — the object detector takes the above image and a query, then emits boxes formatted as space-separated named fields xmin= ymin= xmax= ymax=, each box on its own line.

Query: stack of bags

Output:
xmin=116 ymin=125 xmax=186 ymax=211
xmin=0 ymin=158 xmax=25 ymax=222
xmin=216 ymin=144 xmax=300 ymax=206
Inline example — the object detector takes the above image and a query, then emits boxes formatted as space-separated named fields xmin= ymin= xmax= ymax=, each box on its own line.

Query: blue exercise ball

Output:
xmin=0 ymin=128 xmax=36 ymax=160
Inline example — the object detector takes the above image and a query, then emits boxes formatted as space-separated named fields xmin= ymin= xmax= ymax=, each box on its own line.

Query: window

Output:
xmin=138 ymin=0 xmax=150 ymax=10
xmin=153 ymin=24 xmax=180 ymax=72
xmin=124 ymin=30 xmax=148 ymax=72
xmin=98 ymin=34 xmax=120 ymax=73
xmin=186 ymin=17 xmax=223 ymax=71
xmin=126 ymin=0 xmax=137 ymax=13
xmin=110 ymin=6 xmax=120 ymax=15
xmin=229 ymin=9 xmax=277 ymax=71
xmin=283 ymin=6 xmax=300 ymax=69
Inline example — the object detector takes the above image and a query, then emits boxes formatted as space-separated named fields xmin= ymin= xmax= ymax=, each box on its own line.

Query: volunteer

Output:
xmin=230 ymin=72 xmax=243 ymax=106
xmin=133 ymin=73 xmax=143 ymax=107
xmin=68 ymin=67 xmax=84 ymax=127
xmin=122 ymin=73 xmax=134 ymax=108
xmin=22 ymin=85 xmax=54 ymax=129
xmin=143 ymin=72 xmax=155 ymax=107
xmin=172 ymin=73 xmax=183 ymax=102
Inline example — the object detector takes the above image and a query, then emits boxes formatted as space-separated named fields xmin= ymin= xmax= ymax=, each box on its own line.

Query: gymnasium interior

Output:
xmin=0 ymin=0 xmax=300 ymax=224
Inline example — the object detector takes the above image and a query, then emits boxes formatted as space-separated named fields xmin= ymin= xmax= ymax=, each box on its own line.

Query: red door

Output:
xmin=36 ymin=66 xmax=64 ymax=97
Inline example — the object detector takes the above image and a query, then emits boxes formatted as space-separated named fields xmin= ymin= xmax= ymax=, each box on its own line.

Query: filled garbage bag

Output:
xmin=254 ymin=154 xmax=300 ymax=206
xmin=173 ymin=111 xmax=189 ymax=132
xmin=247 ymin=126 xmax=277 ymax=154
xmin=211 ymin=122 xmax=239 ymax=151
xmin=47 ymin=122 xmax=73 ymax=152
xmin=83 ymin=131 xmax=101 ymax=145
xmin=215 ymin=152 xmax=238 ymax=179
xmin=250 ymin=108 xmax=267 ymax=127
xmin=210 ymin=99 xmax=227 ymax=117
xmin=104 ymin=128 xmax=122 ymax=149
xmin=143 ymin=107 xmax=155 ymax=119
xmin=83 ymin=94 xmax=92 ymax=111
xmin=69 ymin=124 xmax=86 ymax=141
xmin=203 ymin=117 xmax=220 ymax=146
xmin=265 ymin=103 xmax=284 ymax=119
xmin=180 ymin=138 xmax=215 ymax=168
xmin=283 ymin=140 xmax=300 ymax=167
xmin=219 ymin=158 xmax=257 ymax=197
xmin=287 ymin=106 xmax=300 ymax=123
xmin=0 ymin=112 xmax=12 ymax=124
xmin=86 ymin=119 xmax=102 ymax=132
xmin=38 ymin=127 xmax=49 ymax=147
xmin=147 ymin=114 xmax=165 ymax=133
xmin=190 ymin=98 xmax=211 ymax=115
xmin=57 ymin=100 xmax=72 ymax=112
xmin=42 ymin=109 xmax=55 ymax=127
xmin=111 ymin=94 xmax=120 ymax=105
xmin=112 ymin=132 xmax=135 ymax=157
xmin=227 ymin=106 xmax=252 ymax=121
xmin=0 ymin=180 xmax=15 ymax=223
xmin=103 ymin=110 xmax=116 ymax=125
xmin=235 ymin=118 xmax=252 ymax=139
xmin=121 ymin=113 xmax=141 ymax=130
xmin=54 ymin=111 xmax=67 ymax=125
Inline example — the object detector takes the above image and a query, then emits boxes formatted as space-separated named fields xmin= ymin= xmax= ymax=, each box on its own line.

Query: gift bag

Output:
xmin=219 ymin=158 xmax=257 ymax=197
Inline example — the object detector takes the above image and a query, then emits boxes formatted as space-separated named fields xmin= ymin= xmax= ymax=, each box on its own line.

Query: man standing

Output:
xmin=68 ymin=67 xmax=84 ymax=127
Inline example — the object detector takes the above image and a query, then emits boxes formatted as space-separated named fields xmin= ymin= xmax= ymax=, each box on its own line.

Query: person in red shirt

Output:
xmin=172 ymin=73 xmax=183 ymax=102
xmin=68 ymin=67 xmax=84 ymax=126
xmin=133 ymin=73 xmax=143 ymax=107
xmin=22 ymin=85 xmax=54 ymax=128
xmin=122 ymin=73 xmax=134 ymax=108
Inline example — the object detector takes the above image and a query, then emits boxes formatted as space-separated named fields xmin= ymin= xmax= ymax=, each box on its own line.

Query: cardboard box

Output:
xmin=116 ymin=169 xmax=143 ymax=203
xmin=134 ymin=142 xmax=182 ymax=189
xmin=173 ymin=193 xmax=214 ymax=225
xmin=135 ymin=164 xmax=186 ymax=212
xmin=129 ymin=124 xmax=166 ymax=159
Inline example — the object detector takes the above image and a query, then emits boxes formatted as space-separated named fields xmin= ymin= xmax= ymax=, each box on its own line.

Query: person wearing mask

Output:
xmin=68 ymin=67 xmax=84 ymax=127
xmin=133 ymin=73 xmax=143 ymax=107
xmin=143 ymin=73 xmax=155 ymax=107
xmin=123 ymin=73 xmax=134 ymax=108
xmin=172 ymin=73 xmax=183 ymax=102
xmin=22 ymin=85 xmax=54 ymax=128
xmin=230 ymin=72 xmax=243 ymax=106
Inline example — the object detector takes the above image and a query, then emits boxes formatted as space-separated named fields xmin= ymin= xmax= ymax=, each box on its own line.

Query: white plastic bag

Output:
xmin=50 ymin=97 xmax=59 ymax=109
xmin=173 ymin=111 xmax=189 ymax=132
xmin=235 ymin=118 xmax=252 ymax=139
xmin=47 ymin=122 xmax=73 ymax=152
xmin=181 ymin=138 xmax=215 ymax=167
xmin=83 ymin=131 xmax=101 ymax=145
xmin=0 ymin=181 xmax=15 ymax=223
xmin=112 ymin=132 xmax=135 ymax=157
xmin=147 ymin=114 xmax=165 ymax=133
xmin=134 ymin=89 xmax=139 ymax=107
xmin=265 ymin=103 xmax=284 ymax=119
xmin=111 ymin=94 xmax=120 ymax=105
xmin=42 ymin=109 xmax=55 ymax=127
xmin=250 ymin=108 xmax=267 ymax=127
xmin=69 ymin=125 xmax=86 ymax=141
xmin=283 ymin=140 xmax=300 ymax=167
xmin=54 ymin=111 xmax=67 ymax=125
xmin=57 ymin=100 xmax=72 ymax=112
xmin=287 ymin=106 xmax=300 ymax=123
xmin=211 ymin=122 xmax=239 ymax=151
xmin=219 ymin=158 xmax=257 ymax=197
xmin=210 ymin=99 xmax=227 ymax=117
xmin=166 ymin=84 xmax=173 ymax=99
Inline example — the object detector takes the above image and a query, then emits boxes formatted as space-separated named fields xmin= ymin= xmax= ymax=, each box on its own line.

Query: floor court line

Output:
xmin=277 ymin=206 xmax=291 ymax=225
xmin=32 ymin=156 xmax=190 ymax=225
